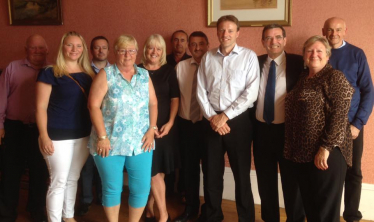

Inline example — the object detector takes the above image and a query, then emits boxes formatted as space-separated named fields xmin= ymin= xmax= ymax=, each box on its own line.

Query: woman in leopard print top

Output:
xmin=284 ymin=36 xmax=354 ymax=222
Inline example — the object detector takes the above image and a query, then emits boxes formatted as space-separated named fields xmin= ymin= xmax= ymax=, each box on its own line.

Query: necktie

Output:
xmin=263 ymin=60 xmax=276 ymax=124
xmin=190 ymin=64 xmax=201 ymax=123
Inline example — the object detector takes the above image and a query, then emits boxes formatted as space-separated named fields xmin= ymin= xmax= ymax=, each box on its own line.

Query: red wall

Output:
xmin=1 ymin=0 xmax=373 ymax=183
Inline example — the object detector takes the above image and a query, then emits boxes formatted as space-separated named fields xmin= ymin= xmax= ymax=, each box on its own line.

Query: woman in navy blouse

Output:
xmin=36 ymin=31 xmax=95 ymax=222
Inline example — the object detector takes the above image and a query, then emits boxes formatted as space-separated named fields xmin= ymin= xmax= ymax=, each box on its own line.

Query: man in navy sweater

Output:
xmin=323 ymin=17 xmax=374 ymax=222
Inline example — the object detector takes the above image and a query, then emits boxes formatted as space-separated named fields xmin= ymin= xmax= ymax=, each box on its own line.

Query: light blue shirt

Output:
xmin=88 ymin=64 xmax=152 ymax=156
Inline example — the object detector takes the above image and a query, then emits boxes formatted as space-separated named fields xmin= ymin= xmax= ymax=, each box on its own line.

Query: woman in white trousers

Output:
xmin=36 ymin=31 xmax=95 ymax=222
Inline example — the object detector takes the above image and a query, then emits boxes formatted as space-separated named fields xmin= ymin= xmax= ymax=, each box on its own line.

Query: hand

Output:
xmin=97 ymin=138 xmax=111 ymax=158
xmin=209 ymin=113 xmax=229 ymax=131
xmin=142 ymin=129 xmax=155 ymax=152
xmin=157 ymin=122 xmax=173 ymax=138
xmin=350 ymin=125 xmax=360 ymax=140
xmin=314 ymin=147 xmax=330 ymax=170
xmin=0 ymin=129 xmax=4 ymax=145
xmin=216 ymin=123 xmax=231 ymax=136
xmin=39 ymin=135 xmax=54 ymax=156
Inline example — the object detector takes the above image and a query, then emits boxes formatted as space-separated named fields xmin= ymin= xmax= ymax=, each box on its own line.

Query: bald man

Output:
xmin=0 ymin=35 xmax=49 ymax=222
xmin=323 ymin=17 xmax=374 ymax=222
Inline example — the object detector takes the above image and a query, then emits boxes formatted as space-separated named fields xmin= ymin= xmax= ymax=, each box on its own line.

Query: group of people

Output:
xmin=0 ymin=14 xmax=372 ymax=222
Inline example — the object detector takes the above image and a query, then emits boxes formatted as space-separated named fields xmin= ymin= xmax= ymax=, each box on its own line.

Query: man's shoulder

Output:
xmin=285 ymin=53 xmax=303 ymax=60
xmin=337 ymin=42 xmax=365 ymax=55
xmin=7 ymin=59 xmax=26 ymax=68
xmin=177 ymin=58 xmax=192 ymax=66
xmin=3 ymin=59 xmax=28 ymax=75
xmin=257 ymin=54 xmax=267 ymax=61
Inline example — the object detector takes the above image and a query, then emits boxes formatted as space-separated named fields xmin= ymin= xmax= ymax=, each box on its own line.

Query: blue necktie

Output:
xmin=264 ymin=60 xmax=276 ymax=124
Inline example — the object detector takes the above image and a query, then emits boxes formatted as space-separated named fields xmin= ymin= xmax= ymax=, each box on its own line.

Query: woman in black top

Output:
xmin=139 ymin=34 xmax=180 ymax=222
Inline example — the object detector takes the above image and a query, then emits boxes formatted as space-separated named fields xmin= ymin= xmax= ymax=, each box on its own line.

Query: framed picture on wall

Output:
xmin=8 ymin=0 xmax=63 ymax=25
xmin=208 ymin=0 xmax=292 ymax=27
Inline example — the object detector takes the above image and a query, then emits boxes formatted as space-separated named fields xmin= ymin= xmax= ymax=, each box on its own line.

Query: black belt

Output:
xmin=5 ymin=119 xmax=37 ymax=128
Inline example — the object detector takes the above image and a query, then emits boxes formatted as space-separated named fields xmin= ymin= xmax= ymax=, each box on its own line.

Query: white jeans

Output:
xmin=42 ymin=137 xmax=89 ymax=222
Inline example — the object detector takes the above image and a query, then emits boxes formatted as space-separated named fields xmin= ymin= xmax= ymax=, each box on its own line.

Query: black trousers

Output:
xmin=0 ymin=119 xmax=48 ymax=222
xmin=201 ymin=110 xmax=255 ymax=222
xmin=79 ymin=155 xmax=102 ymax=204
xmin=178 ymin=117 xmax=204 ymax=213
xmin=253 ymin=121 xmax=305 ymax=222
xmin=295 ymin=148 xmax=347 ymax=222
xmin=343 ymin=128 xmax=364 ymax=222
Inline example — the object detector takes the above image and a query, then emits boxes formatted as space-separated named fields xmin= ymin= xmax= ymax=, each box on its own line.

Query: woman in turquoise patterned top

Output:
xmin=88 ymin=34 xmax=158 ymax=222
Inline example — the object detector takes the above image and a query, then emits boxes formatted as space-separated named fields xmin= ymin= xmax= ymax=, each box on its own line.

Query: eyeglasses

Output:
xmin=264 ymin=36 xmax=284 ymax=42
xmin=117 ymin=49 xmax=137 ymax=55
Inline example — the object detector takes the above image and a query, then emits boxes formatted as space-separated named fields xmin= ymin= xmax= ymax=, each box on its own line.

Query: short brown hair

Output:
xmin=217 ymin=15 xmax=240 ymax=31
xmin=262 ymin=24 xmax=286 ymax=40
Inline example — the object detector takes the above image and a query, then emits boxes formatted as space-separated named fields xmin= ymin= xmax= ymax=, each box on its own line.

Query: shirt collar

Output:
xmin=114 ymin=63 xmax=139 ymax=76
xmin=23 ymin=58 xmax=48 ymax=70
xmin=338 ymin=40 xmax=346 ymax=49
xmin=267 ymin=51 xmax=285 ymax=66
xmin=91 ymin=60 xmax=110 ymax=69
xmin=216 ymin=44 xmax=239 ymax=56
xmin=189 ymin=57 xmax=199 ymax=66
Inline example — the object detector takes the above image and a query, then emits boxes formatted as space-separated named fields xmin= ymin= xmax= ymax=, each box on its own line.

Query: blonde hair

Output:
xmin=53 ymin=31 xmax=95 ymax=78
xmin=141 ymin=34 xmax=167 ymax=66
xmin=303 ymin=35 xmax=332 ymax=57
xmin=114 ymin=34 xmax=138 ymax=51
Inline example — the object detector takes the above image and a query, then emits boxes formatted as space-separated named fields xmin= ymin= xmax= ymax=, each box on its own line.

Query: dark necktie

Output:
xmin=263 ymin=60 xmax=276 ymax=124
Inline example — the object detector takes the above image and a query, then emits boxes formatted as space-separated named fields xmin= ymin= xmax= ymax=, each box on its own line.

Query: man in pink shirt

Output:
xmin=0 ymin=34 xmax=49 ymax=222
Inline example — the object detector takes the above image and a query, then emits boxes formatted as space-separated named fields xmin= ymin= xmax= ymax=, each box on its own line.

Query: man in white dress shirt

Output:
xmin=175 ymin=31 xmax=209 ymax=222
xmin=196 ymin=15 xmax=260 ymax=222
xmin=253 ymin=24 xmax=305 ymax=222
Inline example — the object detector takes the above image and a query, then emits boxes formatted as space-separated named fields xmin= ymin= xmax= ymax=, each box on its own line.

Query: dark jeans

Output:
xmin=296 ymin=148 xmax=347 ymax=222
xmin=178 ymin=117 xmax=204 ymax=213
xmin=343 ymin=129 xmax=364 ymax=222
xmin=253 ymin=121 xmax=305 ymax=222
xmin=201 ymin=110 xmax=255 ymax=222
xmin=80 ymin=155 xmax=102 ymax=204
xmin=0 ymin=119 xmax=48 ymax=222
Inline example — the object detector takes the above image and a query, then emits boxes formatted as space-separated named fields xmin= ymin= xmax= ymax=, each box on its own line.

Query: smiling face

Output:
xmin=188 ymin=36 xmax=209 ymax=63
xmin=172 ymin=32 xmax=188 ymax=55
xmin=63 ymin=36 xmax=83 ymax=62
xmin=217 ymin=21 xmax=239 ymax=53
xmin=262 ymin=28 xmax=286 ymax=59
xmin=303 ymin=41 xmax=329 ymax=74
xmin=145 ymin=43 xmax=163 ymax=66
xmin=25 ymin=35 xmax=48 ymax=68
xmin=322 ymin=18 xmax=347 ymax=49
xmin=91 ymin=39 xmax=109 ymax=62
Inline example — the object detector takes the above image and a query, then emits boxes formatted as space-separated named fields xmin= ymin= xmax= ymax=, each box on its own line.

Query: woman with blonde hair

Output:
xmin=88 ymin=34 xmax=158 ymax=222
xmin=139 ymin=34 xmax=180 ymax=222
xmin=285 ymin=35 xmax=354 ymax=221
xmin=36 ymin=31 xmax=94 ymax=222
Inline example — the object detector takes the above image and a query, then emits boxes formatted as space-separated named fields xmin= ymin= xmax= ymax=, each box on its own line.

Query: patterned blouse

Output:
xmin=284 ymin=64 xmax=354 ymax=166
xmin=88 ymin=64 xmax=152 ymax=156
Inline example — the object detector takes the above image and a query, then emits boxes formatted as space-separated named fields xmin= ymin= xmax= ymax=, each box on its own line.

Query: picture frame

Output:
xmin=8 ymin=0 xmax=63 ymax=26
xmin=208 ymin=0 xmax=292 ymax=27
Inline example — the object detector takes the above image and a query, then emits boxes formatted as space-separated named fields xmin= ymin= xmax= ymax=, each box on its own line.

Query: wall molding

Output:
xmin=125 ymin=167 xmax=374 ymax=220
xmin=198 ymin=167 xmax=374 ymax=220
